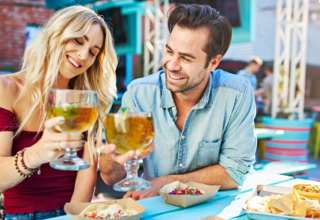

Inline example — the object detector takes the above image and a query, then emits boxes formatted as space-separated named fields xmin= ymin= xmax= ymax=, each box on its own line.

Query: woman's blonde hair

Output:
xmin=16 ymin=5 xmax=117 ymax=158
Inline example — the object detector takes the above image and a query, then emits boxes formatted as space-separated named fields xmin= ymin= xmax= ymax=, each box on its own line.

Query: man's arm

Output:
xmin=169 ymin=164 xmax=237 ymax=188
xmin=99 ymin=153 xmax=126 ymax=185
xmin=218 ymin=80 xmax=256 ymax=186
xmin=99 ymin=145 xmax=137 ymax=185
xmin=124 ymin=164 xmax=236 ymax=200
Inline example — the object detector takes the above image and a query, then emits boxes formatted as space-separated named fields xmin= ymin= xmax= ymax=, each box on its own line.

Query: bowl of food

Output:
xmin=159 ymin=181 xmax=220 ymax=208
xmin=64 ymin=198 xmax=144 ymax=220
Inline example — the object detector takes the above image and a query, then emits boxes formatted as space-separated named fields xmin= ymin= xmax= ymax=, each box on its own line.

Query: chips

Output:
xmin=266 ymin=194 xmax=294 ymax=215
xmin=245 ymin=183 xmax=320 ymax=218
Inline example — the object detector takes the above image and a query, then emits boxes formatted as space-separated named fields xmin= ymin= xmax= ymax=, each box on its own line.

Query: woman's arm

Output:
xmin=0 ymin=119 xmax=84 ymax=192
xmin=0 ymin=76 xmax=27 ymax=192
xmin=70 ymin=142 xmax=97 ymax=202
xmin=0 ymin=132 xmax=28 ymax=192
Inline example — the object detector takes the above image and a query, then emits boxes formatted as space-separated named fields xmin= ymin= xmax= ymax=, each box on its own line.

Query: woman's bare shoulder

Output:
xmin=0 ymin=73 xmax=22 ymax=111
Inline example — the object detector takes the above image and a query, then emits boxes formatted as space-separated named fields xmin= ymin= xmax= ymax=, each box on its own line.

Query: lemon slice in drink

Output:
xmin=114 ymin=107 xmax=129 ymax=133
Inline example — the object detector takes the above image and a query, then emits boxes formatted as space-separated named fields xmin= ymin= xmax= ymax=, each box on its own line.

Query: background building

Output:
xmin=0 ymin=0 xmax=53 ymax=69
xmin=224 ymin=0 xmax=320 ymax=107
xmin=1 ymin=0 xmax=319 ymax=106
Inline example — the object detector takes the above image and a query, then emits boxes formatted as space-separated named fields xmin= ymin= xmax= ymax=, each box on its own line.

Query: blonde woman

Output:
xmin=0 ymin=5 xmax=130 ymax=219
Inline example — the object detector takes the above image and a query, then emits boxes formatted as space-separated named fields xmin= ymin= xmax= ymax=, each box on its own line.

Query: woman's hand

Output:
xmin=25 ymin=117 xmax=83 ymax=168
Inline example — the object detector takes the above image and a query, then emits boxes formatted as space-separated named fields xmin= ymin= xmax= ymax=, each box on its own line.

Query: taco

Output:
xmin=293 ymin=184 xmax=320 ymax=200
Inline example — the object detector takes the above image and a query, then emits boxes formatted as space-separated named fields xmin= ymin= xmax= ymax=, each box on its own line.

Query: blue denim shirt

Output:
xmin=121 ymin=69 xmax=257 ymax=185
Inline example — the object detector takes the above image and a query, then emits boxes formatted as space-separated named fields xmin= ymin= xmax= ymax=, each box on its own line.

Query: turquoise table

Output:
xmin=46 ymin=125 xmax=317 ymax=220
xmin=47 ymin=175 xmax=320 ymax=219
xmin=48 ymin=172 xmax=294 ymax=220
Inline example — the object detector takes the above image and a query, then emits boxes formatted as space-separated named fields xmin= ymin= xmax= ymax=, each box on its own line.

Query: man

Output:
xmin=237 ymin=57 xmax=263 ymax=90
xmin=103 ymin=4 xmax=256 ymax=200
xmin=256 ymin=65 xmax=274 ymax=114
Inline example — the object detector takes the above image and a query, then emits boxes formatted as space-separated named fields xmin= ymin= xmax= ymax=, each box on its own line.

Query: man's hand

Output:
xmin=123 ymin=176 xmax=174 ymax=200
xmin=100 ymin=144 xmax=136 ymax=165
xmin=99 ymin=142 xmax=155 ymax=186
xmin=99 ymin=144 xmax=136 ymax=185
xmin=136 ymin=143 xmax=155 ymax=159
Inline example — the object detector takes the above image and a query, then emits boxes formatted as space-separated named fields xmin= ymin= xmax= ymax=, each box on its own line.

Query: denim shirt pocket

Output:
xmin=196 ymin=139 xmax=221 ymax=169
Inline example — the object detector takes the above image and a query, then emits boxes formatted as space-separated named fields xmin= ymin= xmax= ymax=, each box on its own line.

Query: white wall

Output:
xmin=225 ymin=0 xmax=320 ymax=66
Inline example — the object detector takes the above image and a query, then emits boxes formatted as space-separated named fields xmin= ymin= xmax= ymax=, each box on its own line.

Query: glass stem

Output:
xmin=124 ymin=159 xmax=139 ymax=179
xmin=64 ymin=148 xmax=77 ymax=159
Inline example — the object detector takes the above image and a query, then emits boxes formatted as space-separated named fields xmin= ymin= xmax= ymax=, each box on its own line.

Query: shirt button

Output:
xmin=179 ymin=163 xmax=184 ymax=168
xmin=181 ymin=135 xmax=186 ymax=140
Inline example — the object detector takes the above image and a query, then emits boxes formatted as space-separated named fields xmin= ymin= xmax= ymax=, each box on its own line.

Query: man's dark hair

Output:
xmin=168 ymin=4 xmax=232 ymax=64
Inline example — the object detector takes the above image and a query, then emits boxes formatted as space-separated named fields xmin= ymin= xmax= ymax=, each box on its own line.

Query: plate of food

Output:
xmin=159 ymin=181 xmax=220 ymax=207
xmin=64 ymin=198 xmax=144 ymax=220
xmin=244 ymin=184 xmax=320 ymax=219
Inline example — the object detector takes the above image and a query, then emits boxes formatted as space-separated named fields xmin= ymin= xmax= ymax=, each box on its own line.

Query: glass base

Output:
xmin=49 ymin=157 xmax=89 ymax=171
xmin=113 ymin=177 xmax=151 ymax=192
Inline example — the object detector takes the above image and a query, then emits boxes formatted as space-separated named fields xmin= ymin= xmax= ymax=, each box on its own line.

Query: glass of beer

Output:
xmin=104 ymin=112 xmax=154 ymax=191
xmin=47 ymin=89 xmax=98 ymax=171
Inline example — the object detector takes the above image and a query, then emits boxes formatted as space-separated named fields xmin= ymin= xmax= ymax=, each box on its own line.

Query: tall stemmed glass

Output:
xmin=47 ymin=89 xmax=98 ymax=171
xmin=104 ymin=112 xmax=154 ymax=192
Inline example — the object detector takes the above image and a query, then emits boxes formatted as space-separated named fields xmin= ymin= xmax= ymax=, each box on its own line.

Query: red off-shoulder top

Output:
xmin=0 ymin=107 xmax=77 ymax=213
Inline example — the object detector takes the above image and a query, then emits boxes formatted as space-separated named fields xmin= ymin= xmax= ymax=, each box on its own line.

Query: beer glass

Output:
xmin=47 ymin=89 xmax=98 ymax=171
xmin=104 ymin=112 xmax=154 ymax=191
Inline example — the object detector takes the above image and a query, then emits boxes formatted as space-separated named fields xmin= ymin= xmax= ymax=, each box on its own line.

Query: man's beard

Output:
xmin=165 ymin=73 xmax=204 ymax=94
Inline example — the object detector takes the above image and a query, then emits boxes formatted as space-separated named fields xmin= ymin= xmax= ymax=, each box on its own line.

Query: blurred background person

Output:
xmin=256 ymin=65 xmax=274 ymax=115
xmin=237 ymin=57 xmax=264 ymax=116
xmin=237 ymin=56 xmax=263 ymax=90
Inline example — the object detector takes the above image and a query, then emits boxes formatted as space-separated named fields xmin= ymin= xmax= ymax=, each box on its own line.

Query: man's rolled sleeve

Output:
xmin=219 ymin=154 xmax=252 ymax=185
xmin=219 ymin=82 xmax=257 ymax=186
